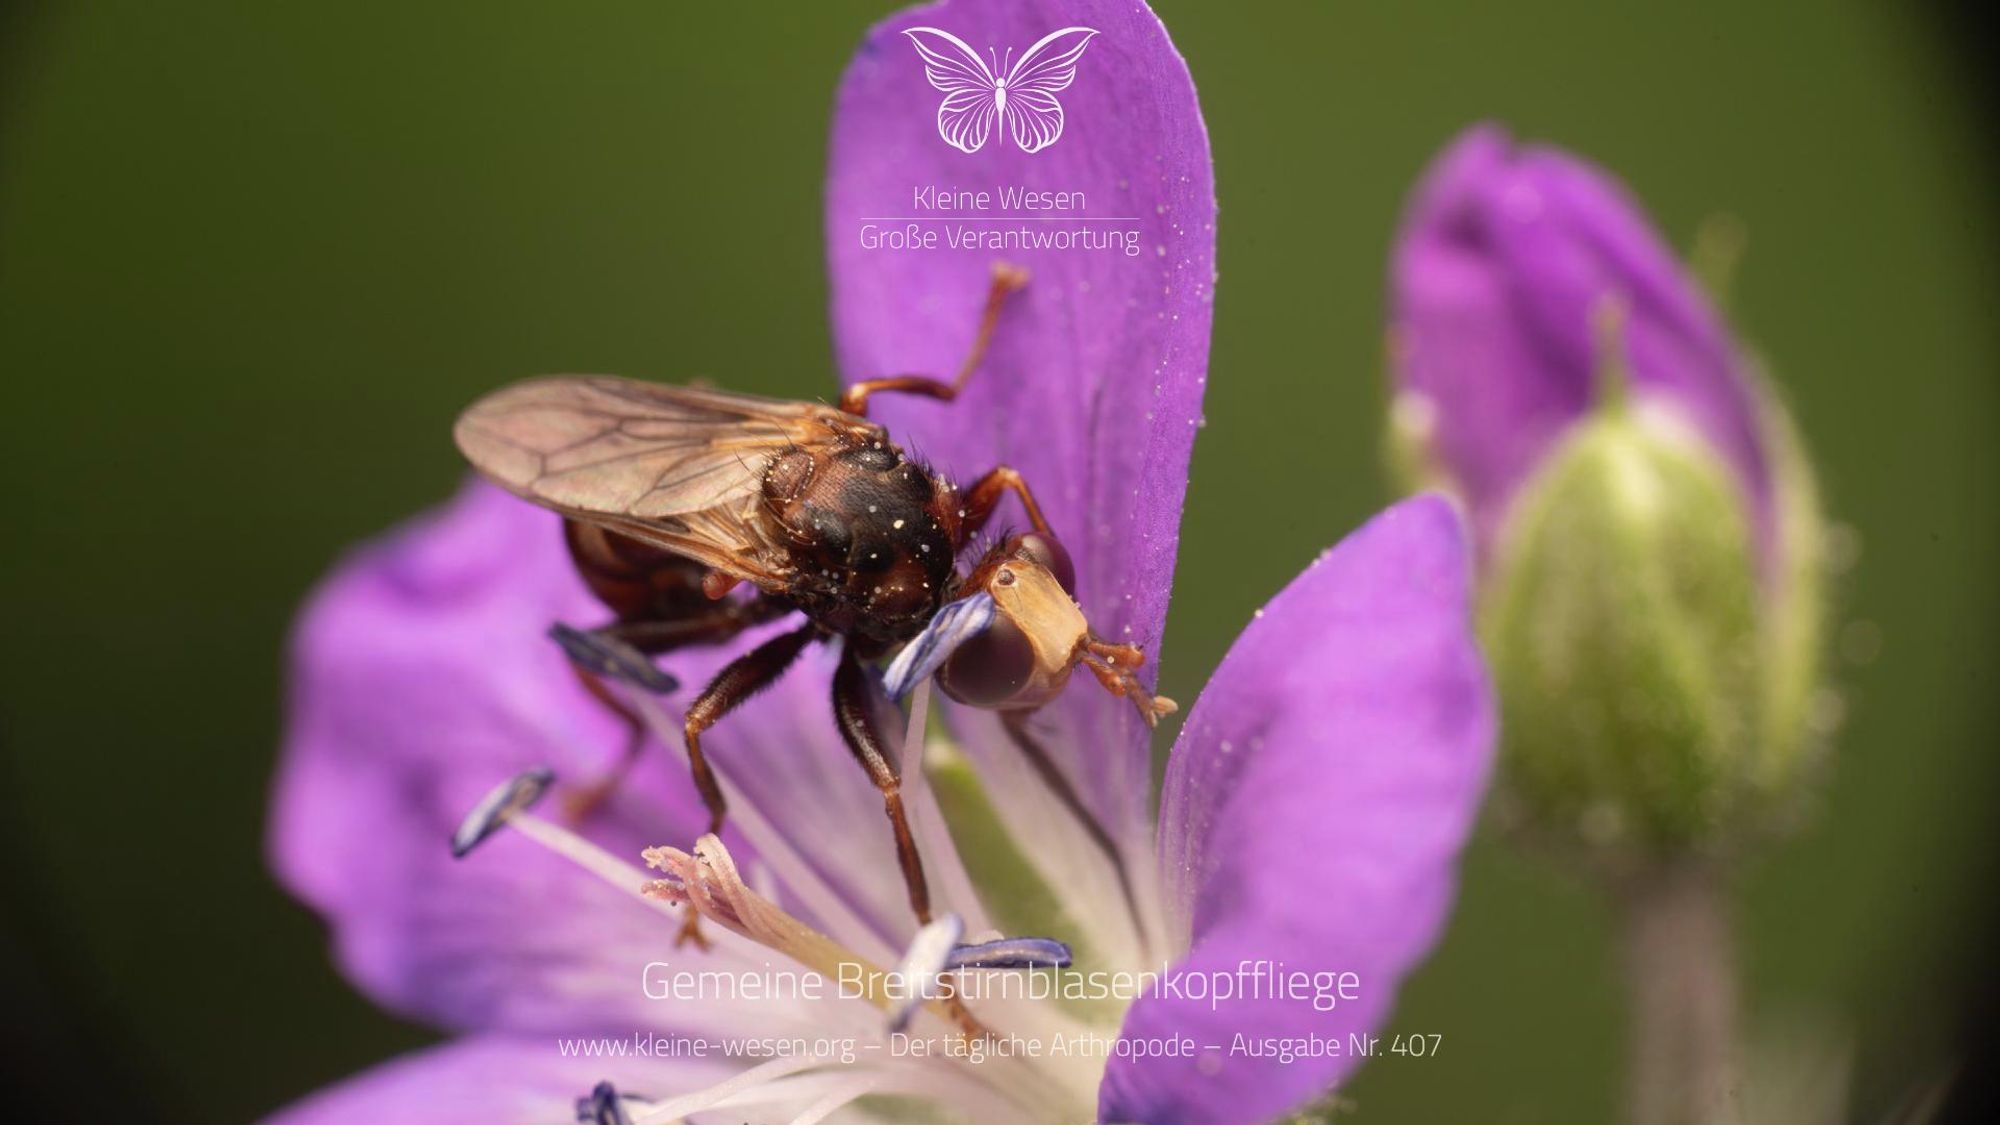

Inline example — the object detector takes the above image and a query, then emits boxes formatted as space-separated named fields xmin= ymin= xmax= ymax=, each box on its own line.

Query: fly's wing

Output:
xmin=1002 ymin=26 xmax=1097 ymax=153
xmin=454 ymin=375 xmax=874 ymax=585
xmin=904 ymin=27 xmax=1000 ymax=154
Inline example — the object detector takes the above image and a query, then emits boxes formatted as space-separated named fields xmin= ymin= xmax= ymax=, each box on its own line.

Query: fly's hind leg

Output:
xmin=551 ymin=597 xmax=792 ymax=826
xmin=839 ymin=261 xmax=1029 ymax=417
xmin=557 ymin=664 xmax=653 ymax=824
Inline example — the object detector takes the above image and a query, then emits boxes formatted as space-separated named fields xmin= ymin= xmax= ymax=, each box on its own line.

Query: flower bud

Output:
xmin=1386 ymin=125 xmax=1830 ymax=856
xmin=1481 ymin=372 xmax=1817 ymax=852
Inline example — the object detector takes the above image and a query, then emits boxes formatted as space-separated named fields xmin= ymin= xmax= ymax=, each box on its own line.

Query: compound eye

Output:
xmin=1011 ymin=533 xmax=1076 ymax=595
xmin=937 ymin=615 xmax=1035 ymax=708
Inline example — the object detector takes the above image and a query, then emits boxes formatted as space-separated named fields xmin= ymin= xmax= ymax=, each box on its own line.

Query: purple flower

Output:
xmin=1389 ymin=124 xmax=1774 ymax=563
xmin=1389 ymin=125 xmax=1827 ymax=851
xmin=265 ymin=3 xmax=1494 ymax=1122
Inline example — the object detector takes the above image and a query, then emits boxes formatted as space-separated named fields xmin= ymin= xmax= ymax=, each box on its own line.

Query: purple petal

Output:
xmin=269 ymin=480 xmax=913 ymax=1032
xmin=260 ymin=1035 xmax=732 ymax=1125
xmin=1101 ymin=496 xmax=1495 ymax=1124
xmin=827 ymin=0 xmax=1216 ymax=840
xmin=270 ymin=480 xmax=683 ymax=1028
xmin=1391 ymin=124 xmax=1769 ymax=556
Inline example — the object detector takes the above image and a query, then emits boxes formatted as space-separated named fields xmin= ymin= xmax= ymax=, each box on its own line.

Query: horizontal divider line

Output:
xmin=857 ymin=216 xmax=1143 ymax=222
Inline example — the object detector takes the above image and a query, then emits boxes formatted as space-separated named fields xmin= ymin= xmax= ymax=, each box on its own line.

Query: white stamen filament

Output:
xmin=494 ymin=804 xmax=1069 ymax=1117
xmin=637 ymin=835 xmax=1089 ymax=1119
xmin=963 ymin=725 xmax=1152 ymax=966
xmin=885 ymin=914 xmax=962 ymax=1033
xmin=506 ymin=812 xmax=679 ymax=921
xmin=786 ymin=1073 xmax=880 ymax=1125
xmin=470 ymin=657 xmax=1173 ymax=1121
xmin=897 ymin=681 xmax=994 ymax=934
xmin=642 ymin=834 xmax=973 ymax=1036
xmin=628 ymin=1053 xmax=833 ymax=1125
xmin=642 ymin=837 xmax=877 ymax=988
xmin=623 ymin=689 xmax=899 ymax=965
xmin=627 ymin=1067 xmax=1045 ymax=1125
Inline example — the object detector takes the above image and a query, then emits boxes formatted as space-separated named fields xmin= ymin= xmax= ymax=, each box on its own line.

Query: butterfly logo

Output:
xmin=903 ymin=26 xmax=1099 ymax=155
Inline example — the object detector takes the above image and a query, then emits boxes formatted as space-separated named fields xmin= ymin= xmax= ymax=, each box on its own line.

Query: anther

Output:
xmin=450 ymin=767 xmax=555 ymax=858
xmin=549 ymin=624 xmax=679 ymax=695
xmin=887 ymin=914 xmax=964 ymax=1033
xmin=576 ymin=1080 xmax=644 ymax=1125
xmin=880 ymin=592 xmax=996 ymax=699
xmin=947 ymin=936 xmax=1073 ymax=971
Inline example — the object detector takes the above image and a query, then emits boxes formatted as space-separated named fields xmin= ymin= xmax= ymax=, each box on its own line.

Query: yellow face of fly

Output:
xmin=985 ymin=558 xmax=1089 ymax=707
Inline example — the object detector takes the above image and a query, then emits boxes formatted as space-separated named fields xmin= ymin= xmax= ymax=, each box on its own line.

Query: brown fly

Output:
xmin=453 ymin=265 xmax=1174 ymax=944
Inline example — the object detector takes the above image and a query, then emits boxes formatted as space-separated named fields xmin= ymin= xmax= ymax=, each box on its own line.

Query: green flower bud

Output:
xmin=1749 ymin=376 xmax=1830 ymax=797
xmin=1480 ymin=376 xmax=1825 ymax=857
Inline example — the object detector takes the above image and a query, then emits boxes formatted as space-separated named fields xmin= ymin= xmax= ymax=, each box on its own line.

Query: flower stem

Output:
xmin=1618 ymin=859 xmax=1742 ymax=1125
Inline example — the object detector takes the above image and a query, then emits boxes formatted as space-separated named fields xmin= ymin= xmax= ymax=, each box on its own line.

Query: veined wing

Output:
xmin=454 ymin=375 xmax=877 ymax=583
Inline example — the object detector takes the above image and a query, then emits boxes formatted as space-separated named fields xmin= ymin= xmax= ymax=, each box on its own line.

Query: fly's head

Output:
xmin=881 ymin=531 xmax=1178 ymax=726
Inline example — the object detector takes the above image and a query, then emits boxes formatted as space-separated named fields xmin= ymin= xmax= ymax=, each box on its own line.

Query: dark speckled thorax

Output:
xmin=761 ymin=430 xmax=960 ymax=650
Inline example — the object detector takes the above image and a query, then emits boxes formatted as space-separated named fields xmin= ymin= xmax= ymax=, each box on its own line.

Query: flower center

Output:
xmin=452 ymin=721 xmax=1116 ymax=1121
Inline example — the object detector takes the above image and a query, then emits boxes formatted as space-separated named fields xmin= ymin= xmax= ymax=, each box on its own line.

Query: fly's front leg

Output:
xmin=1079 ymin=637 xmax=1179 ymax=728
xmin=831 ymin=649 xmax=932 ymax=926
xmin=839 ymin=262 xmax=1029 ymax=417
xmin=672 ymin=621 xmax=817 ymax=947
xmin=957 ymin=465 xmax=1054 ymax=542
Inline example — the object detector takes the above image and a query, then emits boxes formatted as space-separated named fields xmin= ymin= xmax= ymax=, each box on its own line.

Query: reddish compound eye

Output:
xmin=937 ymin=614 xmax=1036 ymax=707
xmin=1011 ymin=532 xmax=1076 ymax=595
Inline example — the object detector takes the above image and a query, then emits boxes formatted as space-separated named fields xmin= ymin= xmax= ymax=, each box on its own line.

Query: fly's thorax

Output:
xmin=763 ymin=438 xmax=956 ymax=644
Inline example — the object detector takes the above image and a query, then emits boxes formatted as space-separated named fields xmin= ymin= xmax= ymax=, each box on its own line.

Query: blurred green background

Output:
xmin=1 ymin=1 xmax=1993 ymax=1121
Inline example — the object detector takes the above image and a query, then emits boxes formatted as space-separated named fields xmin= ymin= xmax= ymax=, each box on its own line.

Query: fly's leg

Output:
xmin=675 ymin=622 xmax=818 ymax=947
xmin=831 ymin=649 xmax=932 ymax=925
xmin=957 ymin=465 xmax=1055 ymax=541
xmin=831 ymin=650 xmax=992 ymax=1035
xmin=558 ymin=666 xmax=651 ymax=823
xmin=551 ymin=596 xmax=794 ymax=824
xmin=1079 ymin=637 xmax=1179 ymax=728
xmin=838 ymin=262 xmax=1029 ymax=417
xmin=958 ymin=470 xmax=1171 ymax=723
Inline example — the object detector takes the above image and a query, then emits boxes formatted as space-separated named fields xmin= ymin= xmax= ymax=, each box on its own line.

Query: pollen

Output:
xmin=449 ymin=680 xmax=1107 ymax=1122
xmin=640 ymin=836 xmax=923 ymax=1020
